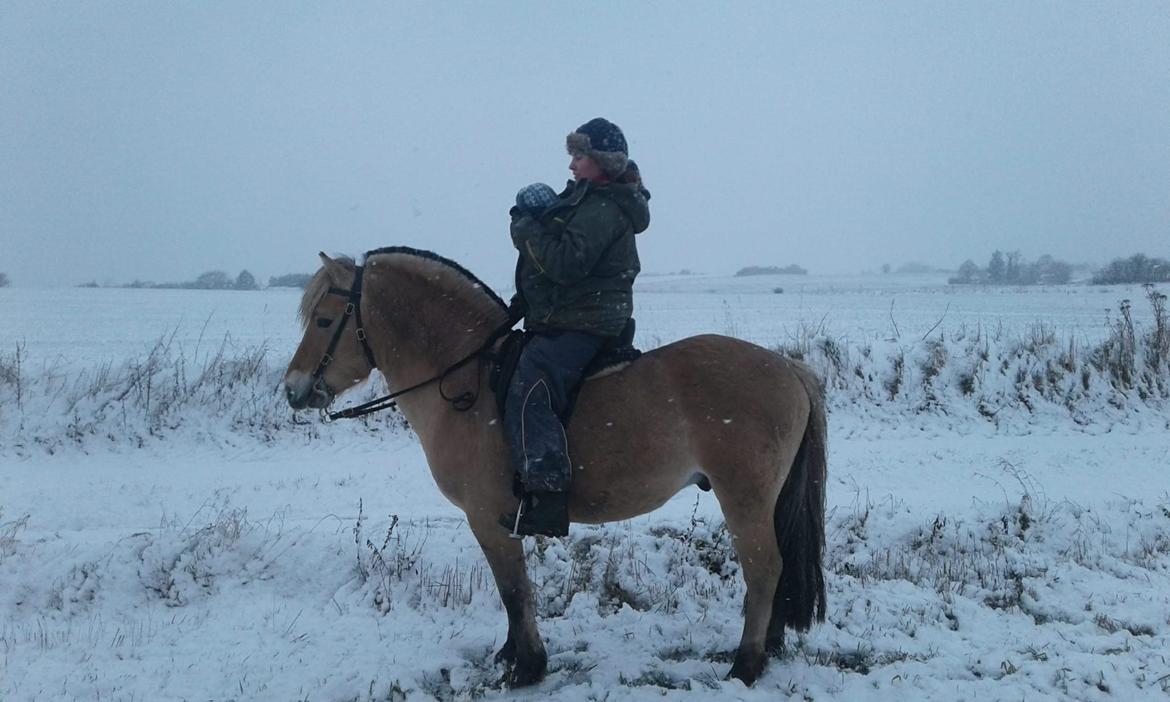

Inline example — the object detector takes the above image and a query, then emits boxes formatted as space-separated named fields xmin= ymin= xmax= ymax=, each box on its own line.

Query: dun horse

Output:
xmin=283 ymin=247 xmax=827 ymax=686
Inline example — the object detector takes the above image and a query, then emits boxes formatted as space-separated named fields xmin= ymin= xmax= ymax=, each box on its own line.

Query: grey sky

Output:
xmin=2 ymin=2 xmax=1168 ymax=288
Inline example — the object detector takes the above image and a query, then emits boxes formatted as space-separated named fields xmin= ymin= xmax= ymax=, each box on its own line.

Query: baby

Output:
xmin=513 ymin=182 xmax=560 ymax=216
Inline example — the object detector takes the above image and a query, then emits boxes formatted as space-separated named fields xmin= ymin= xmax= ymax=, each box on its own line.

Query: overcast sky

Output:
xmin=2 ymin=2 xmax=1168 ymax=288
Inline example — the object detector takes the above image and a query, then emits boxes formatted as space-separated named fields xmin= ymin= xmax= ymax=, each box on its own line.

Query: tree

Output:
xmin=951 ymin=259 xmax=982 ymax=284
xmin=1034 ymin=254 xmax=1072 ymax=285
xmin=194 ymin=270 xmax=232 ymax=289
xmin=987 ymin=251 xmax=1006 ymax=282
xmin=235 ymin=269 xmax=258 ymax=290
xmin=1092 ymin=254 xmax=1170 ymax=284
xmin=735 ymin=264 xmax=808 ymax=277
xmin=1005 ymin=250 xmax=1023 ymax=283
xmin=1048 ymin=261 xmax=1072 ymax=284
xmin=268 ymin=273 xmax=314 ymax=288
xmin=0 ymin=272 xmax=8 ymax=288
xmin=957 ymin=252 xmax=1073 ymax=286
xmin=948 ymin=259 xmax=984 ymax=285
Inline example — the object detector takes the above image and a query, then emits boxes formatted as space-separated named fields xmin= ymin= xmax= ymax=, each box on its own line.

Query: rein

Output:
xmin=317 ymin=266 xmax=513 ymax=422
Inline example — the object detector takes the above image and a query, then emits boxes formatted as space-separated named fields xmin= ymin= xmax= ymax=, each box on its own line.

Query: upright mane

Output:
xmin=297 ymin=248 xmax=507 ymax=331
xmin=363 ymin=246 xmax=509 ymax=310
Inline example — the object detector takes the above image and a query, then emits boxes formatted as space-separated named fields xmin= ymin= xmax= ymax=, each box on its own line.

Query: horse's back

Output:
xmin=586 ymin=333 xmax=814 ymax=417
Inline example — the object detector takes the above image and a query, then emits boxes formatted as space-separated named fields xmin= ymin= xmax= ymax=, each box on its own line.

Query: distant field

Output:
xmin=0 ymin=274 xmax=1157 ymax=367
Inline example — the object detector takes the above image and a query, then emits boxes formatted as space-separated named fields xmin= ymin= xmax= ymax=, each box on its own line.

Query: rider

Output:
xmin=502 ymin=117 xmax=651 ymax=537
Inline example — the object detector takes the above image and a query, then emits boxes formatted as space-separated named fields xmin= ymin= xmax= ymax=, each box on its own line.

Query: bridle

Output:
xmin=311 ymin=265 xmax=378 ymax=386
xmin=309 ymin=265 xmax=513 ymax=421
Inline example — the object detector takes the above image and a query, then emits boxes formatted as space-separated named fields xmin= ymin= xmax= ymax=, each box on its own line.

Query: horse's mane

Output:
xmin=363 ymin=246 xmax=509 ymax=310
xmin=298 ymin=247 xmax=507 ymax=330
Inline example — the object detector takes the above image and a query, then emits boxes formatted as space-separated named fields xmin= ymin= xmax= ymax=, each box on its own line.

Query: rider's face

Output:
xmin=569 ymin=153 xmax=604 ymax=182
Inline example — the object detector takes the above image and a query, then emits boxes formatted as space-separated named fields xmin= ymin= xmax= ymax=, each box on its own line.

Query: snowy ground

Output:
xmin=2 ymin=274 xmax=1169 ymax=701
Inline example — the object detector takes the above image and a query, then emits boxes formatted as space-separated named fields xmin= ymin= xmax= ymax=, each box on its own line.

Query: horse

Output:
xmin=283 ymin=247 xmax=827 ymax=687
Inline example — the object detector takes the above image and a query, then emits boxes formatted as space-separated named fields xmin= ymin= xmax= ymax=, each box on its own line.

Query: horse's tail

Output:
xmin=770 ymin=361 xmax=828 ymax=639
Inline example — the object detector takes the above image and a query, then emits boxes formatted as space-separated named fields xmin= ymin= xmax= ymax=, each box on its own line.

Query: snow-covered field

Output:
xmin=2 ymin=273 xmax=1169 ymax=701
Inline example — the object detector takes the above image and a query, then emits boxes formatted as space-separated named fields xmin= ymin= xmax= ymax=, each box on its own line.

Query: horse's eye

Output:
xmin=316 ymin=318 xmax=333 ymax=328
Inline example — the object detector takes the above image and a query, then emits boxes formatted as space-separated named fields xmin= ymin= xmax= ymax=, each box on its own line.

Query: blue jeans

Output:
xmin=504 ymin=331 xmax=605 ymax=493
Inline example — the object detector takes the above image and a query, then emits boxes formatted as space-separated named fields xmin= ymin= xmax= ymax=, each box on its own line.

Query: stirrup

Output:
xmin=498 ymin=492 xmax=569 ymax=538
xmin=504 ymin=499 xmax=525 ymax=540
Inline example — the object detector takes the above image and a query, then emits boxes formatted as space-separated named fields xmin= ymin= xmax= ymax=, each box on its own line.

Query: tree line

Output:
xmin=735 ymin=264 xmax=808 ymax=276
xmin=1090 ymin=254 xmax=1170 ymax=285
xmin=68 ymin=271 xmax=315 ymax=290
xmin=949 ymin=251 xmax=1169 ymax=286
xmin=112 ymin=270 xmax=261 ymax=290
xmin=949 ymin=251 xmax=1074 ymax=285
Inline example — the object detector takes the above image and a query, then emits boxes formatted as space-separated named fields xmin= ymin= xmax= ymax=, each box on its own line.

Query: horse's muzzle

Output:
xmin=284 ymin=372 xmax=334 ymax=410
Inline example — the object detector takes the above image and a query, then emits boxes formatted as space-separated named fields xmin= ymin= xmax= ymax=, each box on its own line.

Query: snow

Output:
xmin=1 ymin=275 xmax=1169 ymax=701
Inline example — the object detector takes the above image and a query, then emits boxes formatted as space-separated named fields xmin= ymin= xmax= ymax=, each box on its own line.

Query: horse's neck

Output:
xmin=365 ymin=259 xmax=505 ymax=389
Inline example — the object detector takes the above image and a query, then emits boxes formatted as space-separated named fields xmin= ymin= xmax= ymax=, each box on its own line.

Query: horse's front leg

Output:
xmin=467 ymin=514 xmax=547 ymax=687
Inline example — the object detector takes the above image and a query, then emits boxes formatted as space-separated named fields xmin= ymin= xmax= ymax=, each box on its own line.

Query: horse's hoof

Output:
xmin=505 ymin=651 xmax=548 ymax=688
xmin=727 ymin=651 xmax=766 ymax=686
xmin=765 ymin=634 xmax=785 ymax=657
xmin=494 ymin=638 xmax=517 ymax=666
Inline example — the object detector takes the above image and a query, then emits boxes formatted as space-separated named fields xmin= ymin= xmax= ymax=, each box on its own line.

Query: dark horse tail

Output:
xmin=768 ymin=361 xmax=828 ymax=648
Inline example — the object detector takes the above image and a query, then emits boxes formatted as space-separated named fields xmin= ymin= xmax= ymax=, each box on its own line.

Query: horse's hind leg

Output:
xmin=711 ymin=477 xmax=783 ymax=686
xmin=467 ymin=515 xmax=547 ymax=687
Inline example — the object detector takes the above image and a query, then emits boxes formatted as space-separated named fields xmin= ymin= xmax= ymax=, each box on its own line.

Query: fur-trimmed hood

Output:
xmin=566 ymin=130 xmax=629 ymax=178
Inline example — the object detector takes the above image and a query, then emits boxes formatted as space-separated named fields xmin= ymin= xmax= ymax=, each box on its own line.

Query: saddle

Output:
xmin=487 ymin=318 xmax=713 ymax=502
xmin=488 ymin=318 xmax=641 ymax=425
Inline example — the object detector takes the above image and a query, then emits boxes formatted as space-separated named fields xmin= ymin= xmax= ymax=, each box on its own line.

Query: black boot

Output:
xmin=500 ymin=492 xmax=569 ymax=538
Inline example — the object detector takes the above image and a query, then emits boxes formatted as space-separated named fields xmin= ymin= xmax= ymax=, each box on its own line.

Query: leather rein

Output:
xmin=312 ymin=266 xmax=513 ymax=422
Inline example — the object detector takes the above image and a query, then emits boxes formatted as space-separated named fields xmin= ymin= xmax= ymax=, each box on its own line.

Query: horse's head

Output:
xmin=283 ymin=253 xmax=376 ymax=410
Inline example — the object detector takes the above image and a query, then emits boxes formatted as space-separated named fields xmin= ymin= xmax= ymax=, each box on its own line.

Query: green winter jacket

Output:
xmin=510 ymin=178 xmax=650 ymax=337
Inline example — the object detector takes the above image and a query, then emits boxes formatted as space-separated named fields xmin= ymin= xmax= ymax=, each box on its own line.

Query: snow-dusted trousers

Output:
xmin=504 ymin=331 xmax=605 ymax=494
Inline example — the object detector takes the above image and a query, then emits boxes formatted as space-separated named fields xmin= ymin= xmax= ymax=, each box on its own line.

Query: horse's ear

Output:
xmin=318 ymin=252 xmax=346 ymax=283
